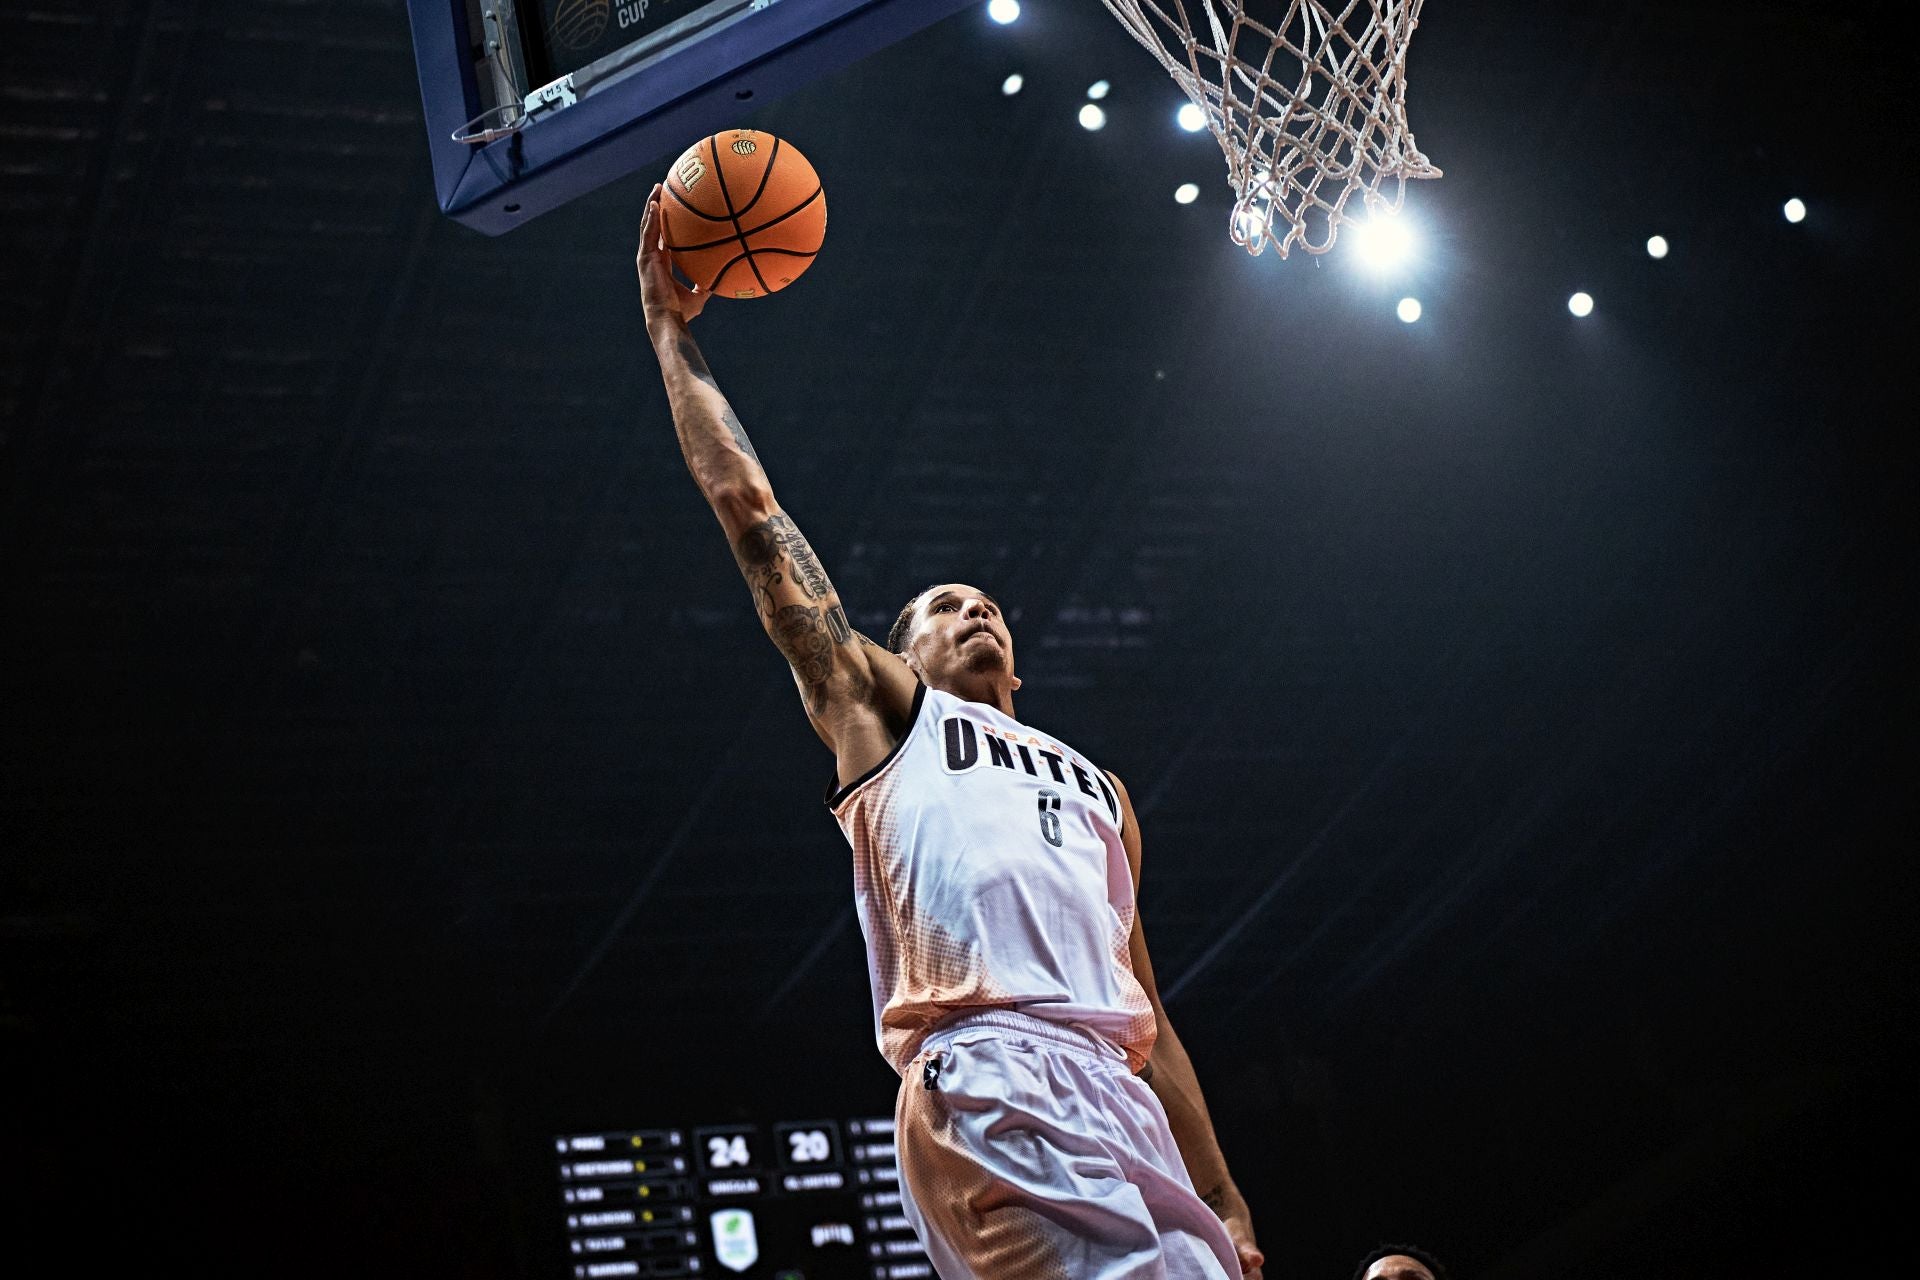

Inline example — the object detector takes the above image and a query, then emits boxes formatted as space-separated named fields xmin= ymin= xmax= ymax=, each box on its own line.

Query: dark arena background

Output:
xmin=2 ymin=1 xmax=1911 ymax=1276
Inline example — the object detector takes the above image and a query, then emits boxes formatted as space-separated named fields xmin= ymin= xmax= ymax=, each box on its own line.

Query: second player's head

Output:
xmin=887 ymin=583 xmax=1021 ymax=702
xmin=1352 ymin=1245 xmax=1449 ymax=1280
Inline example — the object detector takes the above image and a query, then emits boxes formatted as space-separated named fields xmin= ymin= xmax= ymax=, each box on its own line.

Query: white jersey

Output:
xmin=827 ymin=684 xmax=1157 ymax=1075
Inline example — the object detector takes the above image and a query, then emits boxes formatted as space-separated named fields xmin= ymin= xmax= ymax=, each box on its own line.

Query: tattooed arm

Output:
xmin=637 ymin=185 xmax=767 ymax=517
xmin=1109 ymin=772 xmax=1268 ymax=1279
xmin=637 ymin=188 xmax=916 ymax=757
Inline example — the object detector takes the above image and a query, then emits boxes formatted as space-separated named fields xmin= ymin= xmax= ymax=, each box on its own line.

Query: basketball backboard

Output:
xmin=407 ymin=0 xmax=975 ymax=234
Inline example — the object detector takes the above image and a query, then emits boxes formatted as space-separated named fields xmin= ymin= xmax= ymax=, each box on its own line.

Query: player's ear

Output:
xmin=1009 ymin=673 xmax=1022 ymax=691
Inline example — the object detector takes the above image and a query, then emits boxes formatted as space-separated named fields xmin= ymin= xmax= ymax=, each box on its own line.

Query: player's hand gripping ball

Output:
xmin=661 ymin=130 xmax=827 ymax=300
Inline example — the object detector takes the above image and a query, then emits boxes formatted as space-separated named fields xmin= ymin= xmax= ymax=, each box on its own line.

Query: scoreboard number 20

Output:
xmin=773 ymin=1120 xmax=840 ymax=1169
xmin=787 ymin=1128 xmax=831 ymax=1163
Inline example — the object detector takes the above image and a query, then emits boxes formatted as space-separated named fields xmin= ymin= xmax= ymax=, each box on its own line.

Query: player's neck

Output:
xmin=931 ymin=674 xmax=1016 ymax=718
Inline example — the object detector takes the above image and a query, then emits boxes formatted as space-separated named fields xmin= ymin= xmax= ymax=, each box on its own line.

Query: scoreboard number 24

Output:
xmin=706 ymin=1133 xmax=752 ymax=1168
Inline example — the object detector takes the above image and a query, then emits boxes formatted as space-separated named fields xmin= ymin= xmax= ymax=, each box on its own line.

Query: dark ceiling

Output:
xmin=2 ymin=0 xmax=1910 ymax=1276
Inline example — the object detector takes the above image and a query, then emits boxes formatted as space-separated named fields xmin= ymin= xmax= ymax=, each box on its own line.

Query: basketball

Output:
xmin=661 ymin=130 xmax=827 ymax=300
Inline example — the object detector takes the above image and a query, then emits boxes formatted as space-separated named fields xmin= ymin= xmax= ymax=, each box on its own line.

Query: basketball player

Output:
xmin=637 ymin=187 xmax=1266 ymax=1279
xmin=1353 ymin=1245 xmax=1448 ymax=1280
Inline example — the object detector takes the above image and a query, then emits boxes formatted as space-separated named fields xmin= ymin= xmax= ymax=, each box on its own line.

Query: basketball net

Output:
xmin=1102 ymin=0 xmax=1439 ymax=256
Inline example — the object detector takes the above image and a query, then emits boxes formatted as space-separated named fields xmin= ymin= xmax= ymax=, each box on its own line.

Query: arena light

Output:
xmin=987 ymin=0 xmax=1020 ymax=24
xmin=1783 ymin=197 xmax=1807 ymax=223
xmin=1087 ymin=80 xmax=1110 ymax=100
xmin=1396 ymin=297 xmax=1422 ymax=323
xmin=1174 ymin=182 xmax=1199 ymax=204
xmin=1568 ymin=291 xmax=1594 ymax=317
xmin=1350 ymin=212 xmax=1415 ymax=270
xmin=1646 ymin=234 xmax=1669 ymax=259
xmin=1176 ymin=102 xmax=1207 ymax=132
xmin=1078 ymin=103 xmax=1107 ymax=131
xmin=1001 ymin=73 xmax=1023 ymax=95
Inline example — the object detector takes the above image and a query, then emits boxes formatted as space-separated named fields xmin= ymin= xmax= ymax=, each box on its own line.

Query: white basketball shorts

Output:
xmin=893 ymin=1009 xmax=1241 ymax=1280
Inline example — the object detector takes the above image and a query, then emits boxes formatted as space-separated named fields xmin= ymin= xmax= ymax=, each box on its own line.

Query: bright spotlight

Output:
xmin=1174 ymin=182 xmax=1199 ymax=205
xmin=1087 ymin=80 xmax=1110 ymax=100
xmin=987 ymin=0 xmax=1019 ymax=24
xmin=1001 ymin=73 xmax=1023 ymax=96
xmin=1350 ymin=213 xmax=1415 ymax=270
xmin=1783 ymin=197 xmax=1807 ymax=223
xmin=1078 ymin=103 xmax=1107 ymax=132
xmin=1176 ymin=102 xmax=1207 ymax=132
xmin=1568 ymin=291 xmax=1594 ymax=317
xmin=1396 ymin=297 xmax=1422 ymax=323
xmin=1646 ymin=234 xmax=1669 ymax=259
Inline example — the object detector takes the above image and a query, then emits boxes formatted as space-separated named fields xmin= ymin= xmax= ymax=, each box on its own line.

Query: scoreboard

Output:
xmin=554 ymin=1116 xmax=931 ymax=1279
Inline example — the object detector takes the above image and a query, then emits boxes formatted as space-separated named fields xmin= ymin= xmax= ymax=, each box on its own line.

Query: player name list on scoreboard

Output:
xmin=555 ymin=1116 xmax=931 ymax=1279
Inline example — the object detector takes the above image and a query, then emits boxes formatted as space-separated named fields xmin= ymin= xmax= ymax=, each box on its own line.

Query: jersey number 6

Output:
xmin=1037 ymin=789 xmax=1063 ymax=847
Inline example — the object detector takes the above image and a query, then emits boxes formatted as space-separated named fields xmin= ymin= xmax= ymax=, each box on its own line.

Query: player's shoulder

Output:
xmin=1102 ymin=769 xmax=1139 ymax=841
xmin=817 ymin=639 xmax=922 ymax=794
xmin=854 ymin=632 xmax=916 ymax=691
xmin=824 ymin=632 xmax=918 ymax=731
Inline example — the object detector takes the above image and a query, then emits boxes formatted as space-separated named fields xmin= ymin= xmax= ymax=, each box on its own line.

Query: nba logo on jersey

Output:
xmin=710 ymin=1209 xmax=759 ymax=1271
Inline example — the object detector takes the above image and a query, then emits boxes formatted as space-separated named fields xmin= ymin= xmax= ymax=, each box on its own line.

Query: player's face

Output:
xmin=1363 ymin=1257 xmax=1436 ymax=1280
xmin=911 ymin=584 xmax=1015 ymax=681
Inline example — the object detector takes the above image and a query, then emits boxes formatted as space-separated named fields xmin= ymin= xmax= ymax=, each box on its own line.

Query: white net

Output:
xmin=1102 ymin=0 xmax=1439 ymax=256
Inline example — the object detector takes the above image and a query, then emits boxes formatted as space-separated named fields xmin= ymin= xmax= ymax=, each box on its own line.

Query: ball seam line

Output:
xmin=728 ymin=133 xmax=783 ymax=223
xmin=703 ymin=245 xmax=819 ymax=291
xmin=707 ymin=134 xmax=772 ymax=296
xmin=663 ymin=181 xmax=730 ymax=224
xmin=662 ymin=185 xmax=824 ymax=254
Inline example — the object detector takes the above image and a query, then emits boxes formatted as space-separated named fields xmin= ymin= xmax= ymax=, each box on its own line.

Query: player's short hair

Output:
xmin=1352 ymin=1244 xmax=1450 ymax=1280
xmin=885 ymin=589 xmax=927 ymax=653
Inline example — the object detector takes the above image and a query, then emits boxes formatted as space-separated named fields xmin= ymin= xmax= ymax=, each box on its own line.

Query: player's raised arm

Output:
xmin=636 ymin=187 xmax=912 ymax=739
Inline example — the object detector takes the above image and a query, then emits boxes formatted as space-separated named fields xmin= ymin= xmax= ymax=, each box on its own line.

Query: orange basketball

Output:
xmin=661 ymin=130 xmax=826 ymax=300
